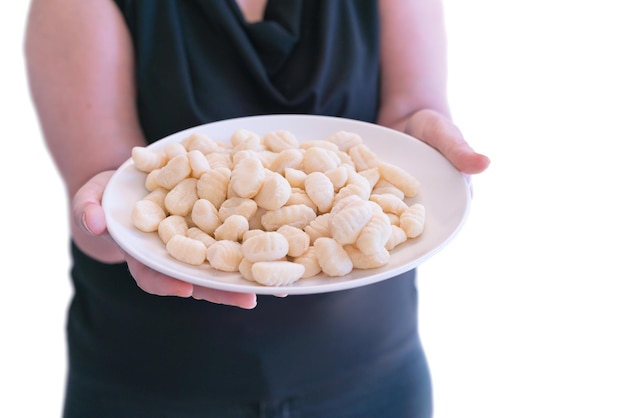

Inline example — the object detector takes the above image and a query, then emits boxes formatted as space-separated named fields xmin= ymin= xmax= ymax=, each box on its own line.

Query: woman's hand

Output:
xmin=125 ymin=256 xmax=258 ymax=308
xmin=71 ymin=171 xmax=258 ymax=309
xmin=405 ymin=109 xmax=490 ymax=175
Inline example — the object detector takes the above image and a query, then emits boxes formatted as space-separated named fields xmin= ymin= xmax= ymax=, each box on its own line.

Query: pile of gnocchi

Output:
xmin=130 ymin=128 xmax=425 ymax=286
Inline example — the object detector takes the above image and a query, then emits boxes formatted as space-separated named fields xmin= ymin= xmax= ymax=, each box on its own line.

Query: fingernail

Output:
xmin=81 ymin=212 xmax=94 ymax=235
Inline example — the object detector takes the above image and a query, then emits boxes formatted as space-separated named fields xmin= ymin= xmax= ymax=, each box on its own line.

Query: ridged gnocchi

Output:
xmin=241 ymin=231 xmax=289 ymax=263
xmin=251 ymin=261 xmax=305 ymax=286
xmin=206 ymin=240 xmax=243 ymax=272
xmin=130 ymin=127 xmax=427 ymax=287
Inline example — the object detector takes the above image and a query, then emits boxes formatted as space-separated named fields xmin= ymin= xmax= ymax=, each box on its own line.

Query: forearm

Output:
xmin=376 ymin=0 xmax=489 ymax=175
xmin=377 ymin=0 xmax=451 ymax=131
xmin=24 ymin=0 xmax=145 ymax=199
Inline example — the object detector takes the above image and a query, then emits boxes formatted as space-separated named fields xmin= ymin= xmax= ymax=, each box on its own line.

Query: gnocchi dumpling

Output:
xmin=344 ymin=245 xmax=390 ymax=270
xmin=241 ymin=231 xmax=289 ymax=262
xmin=263 ymin=130 xmax=299 ymax=152
xmin=191 ymin=199 xmax=220 ymax=235
xmin=304 ymin=213 xmax=331 ymax=244
xmin=156 ymin=154 xmax=191 ymax=190
xmin=254 ymin=172 xmax=292 ymax=211
xmin=230 ymin=128 xmax=261 ymax=148
xmin=251 ymin=261 xmax=305 ymax=286
xmin=285 ymin=188 xmax=317 ymax=211
xmin=369 ymin=193 xmax=408 ymax=216
xmin=230 ymin=157 xmax=265 ymax=198
xmin=385 ymin=224 xmax=408 ymax=251
xmin=218 ymin=197 xmax=257 ymax=222
xmin=348 ymin=143 xmax=379 ymax=172
xmin=181 ymin=132 xmax=219 ymax=154
xmin=143 ymin=188 xmax=168 ymax=208
xmin=378 ymin=161 xmax=420 ymax=198
xmin=132 ymin=199 xmax=166 ymax=232
xmin=304 ymin=172 xmax=335 ymax=214
xmin=188 ymin=149 xmax=211 ymax=178
xmin=302 ymin=146 xmax=340 ymax=174
xmin=269 ymin=148 xmax=303 ymax=175
xmin=197 ymin=167 xmax=230 ymax=209
xmin=314 ymin=237 xmax=353 ymax=277
xmin=214 ymin=214 xmax=249 ymax=242
xmin=329 ymin=198 xmax=373 ymax=245
xmin=158 ymin=215 xmax=188 ymax=244
xmin=284 ymin=167 xmax=307 ymax=188
xmin=355 ymin=209 xmax=392 ymax=255
xmin=276 ymin=225 xmax=310 ymax=257
xmin=325 ymin=130 xmax=363 ymax=151
xmin=292 ymin=247 xmax=322 ymax=278
xmin=206 ymin=240 xmax=243 ymax=272
xmin=131 ymin=146 xmax=167 ymax=173
xmin=164 ymin=177 xmax=198 ymax=216
xmin=187 ymin=227 xmax=216 ymax=248
xmin=166 ymin=234 xmax=206 ymax=266
xmin=324 ymin=165 xmax=349 ymax=191
xmin=261 ymin=204 xmax=317 ymax=231
xmin=163 ymin=142 xmax=187 ymax=159
xmin=400 ymin=203 xmax=426 ymax=238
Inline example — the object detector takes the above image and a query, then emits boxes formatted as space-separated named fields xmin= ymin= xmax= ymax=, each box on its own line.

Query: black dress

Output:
xmin=63 ymin=1 xmax=432 ymax=417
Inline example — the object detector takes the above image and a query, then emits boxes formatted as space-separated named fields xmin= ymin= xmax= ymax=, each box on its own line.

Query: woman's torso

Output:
xmin=68 ymin=0 xmax=419 ymax=401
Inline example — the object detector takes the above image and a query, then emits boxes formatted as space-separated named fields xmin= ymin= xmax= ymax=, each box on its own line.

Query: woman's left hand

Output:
xmin=405 ymin=109 xmax=490 ymax=175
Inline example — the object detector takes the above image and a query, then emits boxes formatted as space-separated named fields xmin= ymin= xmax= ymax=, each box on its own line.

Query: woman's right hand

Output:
xmin=71 ymin=171 xmax=258 ymax=309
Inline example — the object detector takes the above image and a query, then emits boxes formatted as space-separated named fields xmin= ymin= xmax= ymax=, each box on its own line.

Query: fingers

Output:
xmin=407 ymin=109 xmax=490 ymax=175
xmin=192 ymin=286 xmax=258 ymax=309
xmin=126 ymin=254 xmax=258 ymax=309
xmin=126 ymin=255 xmax=194 ymax=297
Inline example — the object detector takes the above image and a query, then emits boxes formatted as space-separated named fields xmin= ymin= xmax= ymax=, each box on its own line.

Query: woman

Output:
xmin=25 ymin=0 xmax=489 ymax=416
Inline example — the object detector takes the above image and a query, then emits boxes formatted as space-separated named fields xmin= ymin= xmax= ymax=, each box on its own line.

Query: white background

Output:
xmin=2 ymin=1 xmax=625 ymax=417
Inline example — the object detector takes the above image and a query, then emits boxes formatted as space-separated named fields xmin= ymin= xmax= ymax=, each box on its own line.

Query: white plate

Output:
xmin=103 ymin=114 xmax=470 ymax=295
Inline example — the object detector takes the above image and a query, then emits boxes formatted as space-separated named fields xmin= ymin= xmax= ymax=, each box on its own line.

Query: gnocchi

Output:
xmin=251 ymin=261 xmax=305 ymax=286
xmin=241 ymin=231 xmax=289 ymax=263
xmin=166 ymin=234 xmax=206 ymax=266
xmin=130 ymin=127 xmax=426 ymax=287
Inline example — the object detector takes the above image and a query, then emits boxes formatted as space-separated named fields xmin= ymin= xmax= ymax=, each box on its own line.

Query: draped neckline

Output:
xmin=229 ymin=0 xmax=303 ymax=76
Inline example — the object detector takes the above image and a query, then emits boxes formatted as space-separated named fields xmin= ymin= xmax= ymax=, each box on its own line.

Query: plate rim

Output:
xmin=103 ymin=114 xmax=471 ymax=295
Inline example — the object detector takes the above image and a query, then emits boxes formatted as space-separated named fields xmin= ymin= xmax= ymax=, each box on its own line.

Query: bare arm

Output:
xmin=378 ymin=0 xmax=490 ymax=174
xmin=25 ymin=0 xmax=144 ymax=262
xmin=25 ymin=0 xmax=257 ymax=308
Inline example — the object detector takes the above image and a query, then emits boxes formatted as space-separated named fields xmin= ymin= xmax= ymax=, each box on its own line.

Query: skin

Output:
xmin=24 ymin=0 xmax=489 ymax=309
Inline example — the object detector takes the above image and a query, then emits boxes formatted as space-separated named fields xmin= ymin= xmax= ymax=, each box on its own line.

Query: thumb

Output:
xmin=72 ymin=171 xmax=115 ymax=236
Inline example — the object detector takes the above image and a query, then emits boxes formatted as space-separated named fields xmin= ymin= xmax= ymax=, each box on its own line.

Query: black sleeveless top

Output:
xmin=67 ymin=0 xmax=419 ymax=401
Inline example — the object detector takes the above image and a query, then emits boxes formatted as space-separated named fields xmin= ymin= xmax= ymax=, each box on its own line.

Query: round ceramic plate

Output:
xmin=103 ymin=114 xmax=471 ymax=295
